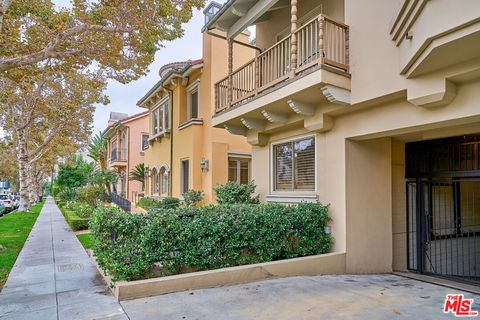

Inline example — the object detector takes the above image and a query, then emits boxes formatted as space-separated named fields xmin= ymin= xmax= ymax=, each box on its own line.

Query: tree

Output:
xmin=1 ymin=68 xmax=102 ymax=210
xmin=0 ymin=0 xmax=203 ymax=210
xmin=0 ymin=0 xmax=204 ymax=77
xmin=87 ymin=132 xmax=107 ymax=170
xmin=0 ymin=139 xmax=18 ymax=190
xmin=55 ymin=155 xmax=93 ymax=191
xmin=129 ymin=163 xmax=145 ymax=184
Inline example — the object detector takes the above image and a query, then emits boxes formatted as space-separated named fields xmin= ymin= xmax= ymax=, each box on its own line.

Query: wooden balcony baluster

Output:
xmin=214 ymin=14 xmax=349 ymax=114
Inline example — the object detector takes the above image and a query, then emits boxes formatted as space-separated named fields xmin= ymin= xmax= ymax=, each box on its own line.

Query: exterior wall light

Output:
xmin=200 ymin=158 xmax=209 ymax=172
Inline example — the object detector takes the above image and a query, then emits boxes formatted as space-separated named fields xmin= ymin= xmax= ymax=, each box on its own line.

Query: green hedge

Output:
xmin=61 ymin=208 xmax=90 ymax=231
xmin=90 ymin=202 xmax=332 ymax=281
xmin=136 ymin=197 xmax=180 ymax=210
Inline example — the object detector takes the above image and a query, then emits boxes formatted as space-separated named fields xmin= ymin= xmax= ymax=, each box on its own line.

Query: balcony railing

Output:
xmin=215 ymin=14 xmax=349 ymax=114
xmin=110 ymin=148 xmax=127 ymax=162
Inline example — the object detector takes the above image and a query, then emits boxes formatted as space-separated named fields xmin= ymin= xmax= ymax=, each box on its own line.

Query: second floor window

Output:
xmin=187 ymin=81 xmax=199 ymax=119
xmin=141 ymin=134 xmax=149 ymax=150
xmin=151 ymin=97 xmax=170 ymax=136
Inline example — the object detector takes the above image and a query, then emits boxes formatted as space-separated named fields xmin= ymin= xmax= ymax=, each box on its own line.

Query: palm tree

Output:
xmin=129 ymin=163 xmax=145 ymax=185
xmin=87 ymin=132 xmax=107 ymax=170
xmin=87 ymin=132 xmax=111 ymax=194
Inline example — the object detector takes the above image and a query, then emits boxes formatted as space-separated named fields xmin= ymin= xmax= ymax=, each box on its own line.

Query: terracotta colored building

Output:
xmin=206 ymin=0 xmax=480 ymax=285
xmin=103 ymin=111 xmax=149 ymax=203
xmin=137 ymin=8 xmax=255 ymax=204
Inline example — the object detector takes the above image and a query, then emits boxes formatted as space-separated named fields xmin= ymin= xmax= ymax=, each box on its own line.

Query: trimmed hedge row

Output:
xmin=59 ymin=207 xmax=90 ymax=231
xmin=90 ymin=202 xmax=332 ymax=281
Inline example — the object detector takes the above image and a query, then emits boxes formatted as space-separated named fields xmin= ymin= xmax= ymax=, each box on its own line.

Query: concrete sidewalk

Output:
xmin=0 ymin=197 xmax=127 ymax=320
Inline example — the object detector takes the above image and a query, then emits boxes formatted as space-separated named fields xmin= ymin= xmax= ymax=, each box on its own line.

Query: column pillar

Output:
xmin=290 ymin=0 xmax=298 ymax=75
xmin=227 ymin=38 xmax=234 ymax=106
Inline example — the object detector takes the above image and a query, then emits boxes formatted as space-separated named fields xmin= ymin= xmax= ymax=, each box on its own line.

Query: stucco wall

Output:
xmin=143 ymin=32 xmax=254 ymax=203
xmin=126 ymin=116 xmax=149 ymax=201
xmin=247 ymin=78 xmax=480 ymax=273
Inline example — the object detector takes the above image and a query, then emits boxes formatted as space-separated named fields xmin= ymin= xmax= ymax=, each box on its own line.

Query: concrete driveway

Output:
xmin=121 ymin=274 xmax=480 ymax=320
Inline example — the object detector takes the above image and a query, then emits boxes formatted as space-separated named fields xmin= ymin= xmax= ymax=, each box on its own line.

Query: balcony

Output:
xmin=109 ymin=148 xmax=127 ymax=167
xmin=214 ymin=14 xmax=349 ymax=116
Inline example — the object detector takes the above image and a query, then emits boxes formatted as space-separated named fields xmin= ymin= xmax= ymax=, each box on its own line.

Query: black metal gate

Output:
xmin=406 ymin=136 xmax=480 ymax=285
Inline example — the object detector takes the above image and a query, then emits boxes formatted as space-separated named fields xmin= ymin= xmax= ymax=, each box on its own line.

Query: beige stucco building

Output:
xmin=205 ymin=0 xmax=480 ymax=285
xmin=137 ymin=23 xmax=255 ymax=204
xmin=103 ymin=111 xmax=149 ymax=203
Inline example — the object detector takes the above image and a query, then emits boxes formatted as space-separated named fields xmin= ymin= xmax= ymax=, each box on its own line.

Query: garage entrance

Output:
xmin=406 ymin=135 xmax=480 ymax=285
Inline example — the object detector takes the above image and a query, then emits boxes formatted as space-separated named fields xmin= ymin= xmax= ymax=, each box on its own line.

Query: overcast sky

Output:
xmin=52 ymin=0 xmax=223 ymax=136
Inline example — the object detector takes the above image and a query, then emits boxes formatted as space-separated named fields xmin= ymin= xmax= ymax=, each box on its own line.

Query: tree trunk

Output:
xmin=27 ymin=165 xmax=37 ymax=204
xmin=17 ymin=133 xmax=30 ymax=212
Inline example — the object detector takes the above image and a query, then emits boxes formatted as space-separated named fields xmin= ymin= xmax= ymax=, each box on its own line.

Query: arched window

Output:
xmin=151 ymin=168 xmax=159 ymax=194
xmin=160 ymin=167 xmax=169 ymax=195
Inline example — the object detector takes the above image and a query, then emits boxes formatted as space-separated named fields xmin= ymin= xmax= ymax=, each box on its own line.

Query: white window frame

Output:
xmin=141 ymin=133 xmax=149 ymax=151
xmin=151 ymin=95 xmax=171 ymax=139
xmin=186 ymin=80 xmax=200 ymax=120
xmin=228 ymin=157 xmax=251 ymax=184
xmin=270 ymin=134 xmax=317 ymax=193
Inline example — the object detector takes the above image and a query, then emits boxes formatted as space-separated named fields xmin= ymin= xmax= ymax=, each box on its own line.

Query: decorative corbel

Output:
xmin=261 ymin=110 xmax=288 ymax=124
xmin=287 ymin=99 xmax=315 ymax=115
xmin=320 ymin=85 xmax=351 ymax=106
xmin=240 ymin=117 xmax=266 ymax=131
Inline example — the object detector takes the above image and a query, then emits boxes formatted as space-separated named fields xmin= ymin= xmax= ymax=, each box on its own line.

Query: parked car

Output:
xmin=12 ymin=193 xmax=20 ymax=209
xmin=0 ymin=202 xmax=6 ymax=216
xmin=0 ymin=194 xmax=14 ymax=212
xmin=11 ymin=194 xmax=19 ymax=209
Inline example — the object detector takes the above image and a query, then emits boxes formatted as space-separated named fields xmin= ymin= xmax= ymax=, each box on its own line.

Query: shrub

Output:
xmin=182 ymin=190 xmax=203 ymax=207
xmin=65 ymin=201 xmax=94 ymax=218
xmin=136 ymin=197 xmax=162 ymax=210
xmin=61 ymin=207 xmax=90 ymax=231
xmin=57 ymin=187 xmax=76 ymax=202
xmin=76 ymin=185 xmax=108 ymax=207
xmin=90 ymin=206 xmax=151 ymax=280
xmin=214 ymin=181 xmax=260 ymax=205
xmin=90 ymin=202 xmax=332 ymax=281
xmin=161 ymin=197 xmax=180 ymax=209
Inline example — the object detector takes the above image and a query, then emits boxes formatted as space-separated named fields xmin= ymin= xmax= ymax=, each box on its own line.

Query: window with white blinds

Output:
xmin=274 ymin=137 xmax=315 ymax=191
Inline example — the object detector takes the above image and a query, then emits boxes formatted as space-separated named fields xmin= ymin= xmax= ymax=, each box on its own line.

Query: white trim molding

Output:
xmin=178 ymin=118 xmax=204 ymax=130
xmin=265 ymin=194 xmax=318 ymax=203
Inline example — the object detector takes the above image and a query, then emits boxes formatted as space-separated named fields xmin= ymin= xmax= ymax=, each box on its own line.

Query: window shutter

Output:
xmin=228 ymin=160 xmax=238 ymax=182
xmin=275 ymin=142 xmax=293 ymax=190
xmin=294 ymin=137 xmax=315 ymax=190
xmin=240 ymin=160 xmax=249 ymax=184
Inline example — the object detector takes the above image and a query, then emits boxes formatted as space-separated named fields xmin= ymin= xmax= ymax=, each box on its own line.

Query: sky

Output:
xmin=52 ymin=0 xmax=225 ymax=136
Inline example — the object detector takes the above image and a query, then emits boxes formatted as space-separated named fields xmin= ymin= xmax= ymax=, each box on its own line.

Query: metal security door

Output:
xmin=406 ymin=136 xmax=480 ymax=285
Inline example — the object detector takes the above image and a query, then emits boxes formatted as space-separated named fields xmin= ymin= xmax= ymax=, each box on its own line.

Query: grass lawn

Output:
xmin=77 ymin=233 xmax=92 ymax=250
xmin=0 ymin=201 xmax=44 ymax=289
